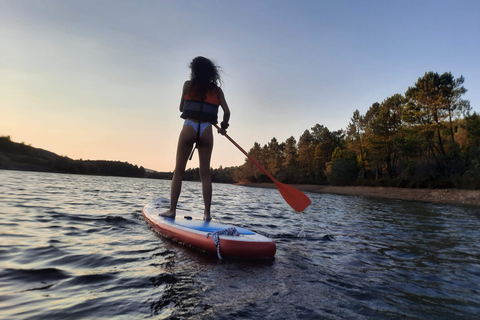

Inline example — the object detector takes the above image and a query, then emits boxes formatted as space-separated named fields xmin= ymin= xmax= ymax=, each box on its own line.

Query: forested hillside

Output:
xmin=0 ymin=136 xmax=146 ymax=178
xmin=235 ymin=72 xmax=480 ymax=189
xmin=0 ymin=135 xmax=238 ymax=182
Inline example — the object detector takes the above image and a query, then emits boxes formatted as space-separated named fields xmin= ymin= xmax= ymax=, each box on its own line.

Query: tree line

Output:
xmin=2 ymin=71 xmax=478 ymax=188
xmin=233 ymin=71 xmax=480 ymax=189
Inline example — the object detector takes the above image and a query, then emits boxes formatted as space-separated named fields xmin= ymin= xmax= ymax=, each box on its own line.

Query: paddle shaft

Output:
xmin=214 ymin=124 xmax=311 ymax=212
xmin=214 ymin=124 xmax=277 ymax=182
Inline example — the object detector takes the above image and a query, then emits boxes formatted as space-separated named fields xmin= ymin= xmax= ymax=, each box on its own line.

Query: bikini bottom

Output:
xmin=184 ymin=119 xmax=211 ymax=137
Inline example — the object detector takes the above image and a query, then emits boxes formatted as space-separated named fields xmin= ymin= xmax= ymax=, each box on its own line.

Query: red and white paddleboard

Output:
xmin=142 ymin=198 xmax=276 ymax=258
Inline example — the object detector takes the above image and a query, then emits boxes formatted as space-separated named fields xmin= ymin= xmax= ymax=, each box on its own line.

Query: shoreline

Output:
xmin=238 ymin=183 xmax=480 ymax=207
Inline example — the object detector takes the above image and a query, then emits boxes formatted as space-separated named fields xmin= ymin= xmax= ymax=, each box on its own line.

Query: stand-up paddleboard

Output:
xmin=142 ymin=198 xmax=276 ymax=258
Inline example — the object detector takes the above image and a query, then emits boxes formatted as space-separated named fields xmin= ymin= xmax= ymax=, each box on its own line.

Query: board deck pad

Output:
xmin=160 ymin=215 xmax=255 ymax=235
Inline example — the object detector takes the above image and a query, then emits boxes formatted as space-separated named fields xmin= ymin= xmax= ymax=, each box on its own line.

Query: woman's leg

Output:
xmin=161 ymin=125 xmax=196 ymax=217
xmin=198 ymin=125 xmax=214 ymax=220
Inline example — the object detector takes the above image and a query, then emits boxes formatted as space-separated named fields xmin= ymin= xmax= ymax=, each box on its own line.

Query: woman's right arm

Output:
xmin=217 ymin=87 xmax=230 ymax=134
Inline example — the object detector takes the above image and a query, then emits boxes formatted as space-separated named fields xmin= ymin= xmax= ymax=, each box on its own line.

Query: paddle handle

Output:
xmin=214 ymin=124 xmax=276 ymax=182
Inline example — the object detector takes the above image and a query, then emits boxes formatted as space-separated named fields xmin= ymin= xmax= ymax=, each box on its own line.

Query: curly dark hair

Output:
xmin=189 ymin=56 xmax=222 ymax=100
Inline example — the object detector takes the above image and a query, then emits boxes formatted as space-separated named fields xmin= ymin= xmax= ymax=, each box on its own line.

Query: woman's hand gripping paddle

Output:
xmin=214 ymin=124 xmax=311 ymax=212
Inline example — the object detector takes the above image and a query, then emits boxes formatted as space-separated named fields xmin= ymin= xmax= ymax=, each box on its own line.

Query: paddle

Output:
xmin=214 ymin=124 xmax=311 ymax=212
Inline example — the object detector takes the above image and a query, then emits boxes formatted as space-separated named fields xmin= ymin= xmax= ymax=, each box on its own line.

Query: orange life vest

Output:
xmin=181 ymin=87 xmax=220 ymax=124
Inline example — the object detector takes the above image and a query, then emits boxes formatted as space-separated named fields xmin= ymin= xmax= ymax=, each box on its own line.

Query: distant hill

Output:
xmin=0 ymin=135 xmax=147 ymax=178
xmin=0 ymin=135 xmax=237 ymax=182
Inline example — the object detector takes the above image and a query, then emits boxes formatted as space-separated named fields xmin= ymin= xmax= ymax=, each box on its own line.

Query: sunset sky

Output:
xmin=1 ymin=0 xmax=479 ymax=172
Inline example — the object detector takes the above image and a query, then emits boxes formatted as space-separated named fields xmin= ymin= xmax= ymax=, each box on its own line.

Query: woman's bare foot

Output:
xmin=203 ymin=213 xmax=212 ymax=221
xmin=159 ymin=211 xmax=176 ymax=218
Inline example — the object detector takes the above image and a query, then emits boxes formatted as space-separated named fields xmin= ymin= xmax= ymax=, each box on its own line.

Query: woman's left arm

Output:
xmin=179 ymin=81 xmax=191 ymax=112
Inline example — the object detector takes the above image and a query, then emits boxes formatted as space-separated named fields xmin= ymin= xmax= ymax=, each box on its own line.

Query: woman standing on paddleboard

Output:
xmin=161 ymin=56 xmax=230 ymax=221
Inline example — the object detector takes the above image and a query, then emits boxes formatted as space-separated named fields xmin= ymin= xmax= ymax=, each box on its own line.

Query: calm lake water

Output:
xmin=0 ymin=169 xmax=479 ymax=319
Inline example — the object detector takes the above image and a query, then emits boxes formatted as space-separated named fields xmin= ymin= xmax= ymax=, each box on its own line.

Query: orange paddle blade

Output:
xmin=274 ymin=180 xmax=311 ymax=212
